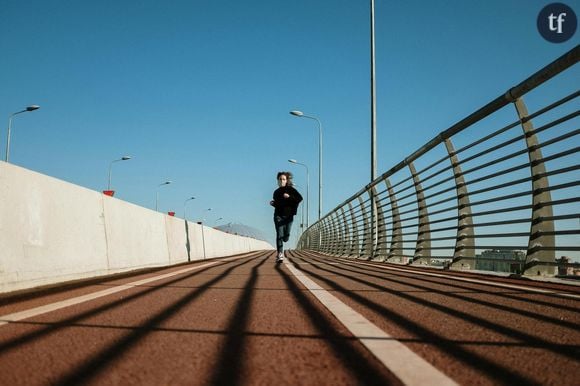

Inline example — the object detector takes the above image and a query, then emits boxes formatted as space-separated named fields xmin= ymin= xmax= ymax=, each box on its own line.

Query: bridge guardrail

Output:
xmin=298 ymin=45 xmax=579 ymax=277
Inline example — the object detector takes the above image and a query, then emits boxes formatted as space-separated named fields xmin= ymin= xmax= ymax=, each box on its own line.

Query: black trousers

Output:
xmin=274 ymin=215 xmax=293 ymax=253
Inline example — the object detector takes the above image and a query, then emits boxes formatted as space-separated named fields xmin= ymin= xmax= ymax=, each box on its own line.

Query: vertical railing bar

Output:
xmin=409 ymin=162 xmax=432 ymax=266
xmin=348 ymin=202 xmax=359 ymax=257
xmin=444 ymin=138 xmax=476 ymax=271
xmin=386 ymin=179 xmax=404 ymax=263
xmin=514 ymin=97 xmax=556 ymax=276
xmin=372 ymin=184 xmax=387 ymax=261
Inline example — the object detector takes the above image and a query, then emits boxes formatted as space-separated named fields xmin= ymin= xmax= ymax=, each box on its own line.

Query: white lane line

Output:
xmin=284 ymin=260 xmax=458 ymax=386
xmin=339 ymin=259 xmax=580 ymax=300
xmin=0 ymin=253 xmax=259 ymax=327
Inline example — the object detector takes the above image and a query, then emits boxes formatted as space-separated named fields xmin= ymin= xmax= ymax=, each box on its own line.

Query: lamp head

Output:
xmin=288 ymin=159 xmax=297 ymax=164
xmin=290 ymin=110 xmax=303 ymax=117
xmin=26 ymin=105 xmax=40 ymax=111
xmin=121 ymin=156 xmax=131 ymax=161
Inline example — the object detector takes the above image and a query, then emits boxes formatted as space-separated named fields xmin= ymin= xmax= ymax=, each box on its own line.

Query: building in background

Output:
xmin=557 ymin=256 xmax=580 ymax=277
xmin=475 ymin=249 xmax=525 ymax=273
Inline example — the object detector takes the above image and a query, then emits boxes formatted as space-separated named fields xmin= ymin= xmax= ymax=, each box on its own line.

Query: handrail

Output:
xmin=298 ymin=45 xmax=579 ymax=277
xmin=326 ymin=45 xmax=579 ymax=213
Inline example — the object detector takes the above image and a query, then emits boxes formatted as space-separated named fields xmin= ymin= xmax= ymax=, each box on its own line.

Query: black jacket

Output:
xmin=272 ymin=186 xmax=303 ymax=217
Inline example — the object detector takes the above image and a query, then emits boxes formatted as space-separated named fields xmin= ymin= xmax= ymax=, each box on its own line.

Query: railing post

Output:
xmin=339 ymin=207 xmax=349 ymax=256
xmin=316 ymin=219 xmax=324 ymax=252
xmin=327 ymin=212 xmax=340 ymax=255
xmin=371 ymin=184 xmax=387 ymax=261
xmin=318 ymin=218 xmax=326 ymax=253
xmin=359 ymin=194 xmax=374 ymax=259
xmin=514 ymin=97 xmax=556 ymax=276
xmin=304 ymin=229 xmax=311 ymax=250
xmin=321 ymin=218 xmax=330 ymax=253
xmin=370 ymin=186 xmax=377 ymax=260
xmin=315 ymin=223 xmax=322 ymax=251
xmin=358 ymin=196 xmax=368 ymax=258
xmin=309 ymin=224 xmax=317 ymax=251
xmin=348 ymin=202 xmax=359 ymax=257
xmin=409 ymin=162 xmax=432 ymax=266
xmin=332 ymin=210 xmax=342 ymax=255
xmin=386 ymin=179 xmax=404 ymax=263
xmin=445 ymin=138 xmax=476 ymax=270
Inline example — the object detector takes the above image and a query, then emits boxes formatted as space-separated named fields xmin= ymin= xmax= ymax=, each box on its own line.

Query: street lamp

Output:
xmin=370 ymin=0 xmax=378 ymax=256
xmin=288 ymin=158 xmax=309 ymax=229
xmin=370 ymin=0 xmax=377 ymax=182
xmin=5 ymin=105 xmax=40 ymax=162
xmin=155 ymin=181 xmax=171 ymax=211
xmin=290 ymin=110 xmax=322 ymax=220
xmin=199 ymin=208 xmax=212 ymax=223
xmin=107 ymin=156 xmax=131 ymax=191
xmin=184 ymin=196 xmax=195 ymax=219
xmin=199 ymin=209 xmax=212 ymax=260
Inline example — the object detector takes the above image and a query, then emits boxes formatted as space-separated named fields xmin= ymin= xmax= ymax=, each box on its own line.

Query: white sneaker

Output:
xmin=276 ymin=252 xmax=284 ymax=262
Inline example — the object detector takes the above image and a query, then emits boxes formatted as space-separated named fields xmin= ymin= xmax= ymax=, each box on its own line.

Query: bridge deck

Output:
xmin=0 ymin=250 xmax=578 ymax=385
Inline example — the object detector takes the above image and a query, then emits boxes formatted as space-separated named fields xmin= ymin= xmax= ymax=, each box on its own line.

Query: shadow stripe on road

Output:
xmin=53 ymin=252 xmax=265 ymax=386
xmin=299 ymin=251 xmax=580 ymax=330
xmin=316 ymin=253 xmax=580 ymax=302
xmin=5 ymin=318 xmax=580 ymax=351
xmin=287 ymin=251 xmax=540 ymax=385
xmin=0 ymin=252 xmax=267 ymax=355
xmin=208 ymin=253 xmax=270 ymax=386
xmin=276 ymin=256 xmax=401 ymax=386
xmin=284 ymin=254 xmax=458 ymax=386
xmin=297 ymin=252 xmax=580 ymax=358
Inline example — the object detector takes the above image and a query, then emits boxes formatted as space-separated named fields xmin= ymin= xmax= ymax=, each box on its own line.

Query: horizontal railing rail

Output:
xmin=298 ymin=45 xmax=580 ymax=277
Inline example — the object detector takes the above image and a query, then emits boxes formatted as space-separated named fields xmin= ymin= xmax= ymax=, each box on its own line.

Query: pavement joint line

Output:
xmin=343 ymin=259 xmax=580 ymax=300
xmin=0 ymin=253 xmax=257 ymax=327
xmin=283 ymin=259 xmax=458 ymax=386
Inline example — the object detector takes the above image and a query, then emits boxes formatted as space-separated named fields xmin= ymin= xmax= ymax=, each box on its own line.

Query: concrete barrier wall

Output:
xmin=0 ymin=162 xmax=273 ymax=294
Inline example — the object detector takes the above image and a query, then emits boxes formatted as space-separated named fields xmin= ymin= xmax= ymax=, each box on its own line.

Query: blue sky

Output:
xmin=1 ymin=0 xmax=578 ymax=247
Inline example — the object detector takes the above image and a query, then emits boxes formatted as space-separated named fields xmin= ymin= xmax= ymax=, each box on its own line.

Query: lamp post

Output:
xmin=184 ymin=196 xmax=195 ymax=219
xmin=107 ymin=156 xmax=131 ymax=191
xmin=200 ymin=208 xmax=212 ymax=223
xmin=288 ymin=159 xmax=309 ymax=229
xmin=155 ymin=181 xmax=171 ymax=211
xmin=290 ymin=110 xmax=322 ymax=220
xmin=370 ymin=0 xmax=377 ymax=182
xmin=5 ymin=105 xmax=40 ymax=162
xmin=370 ymin=0 xmax=378 ymax=256
xmin=199 ymin=209 xmax=212 ymax=259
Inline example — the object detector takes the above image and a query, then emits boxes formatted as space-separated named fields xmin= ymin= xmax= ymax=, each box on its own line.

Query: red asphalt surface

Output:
xmin=0 ymin=250 xmax=578 ymax=386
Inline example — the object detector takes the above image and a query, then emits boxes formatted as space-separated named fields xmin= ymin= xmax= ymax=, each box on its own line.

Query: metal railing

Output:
xmin=297 ymin=45 xmax=580 ymax=277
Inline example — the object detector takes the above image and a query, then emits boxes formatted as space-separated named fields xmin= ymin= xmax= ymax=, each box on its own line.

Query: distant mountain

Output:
xmin=215 ymin=222 xmax=272 ymax=244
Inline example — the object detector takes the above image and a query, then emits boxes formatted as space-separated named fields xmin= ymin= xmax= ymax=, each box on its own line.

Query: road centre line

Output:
xmin=0 ymin=253 xmax=254 ymax=327
xmin=284 ymin=259 xmax=458 ymax=386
